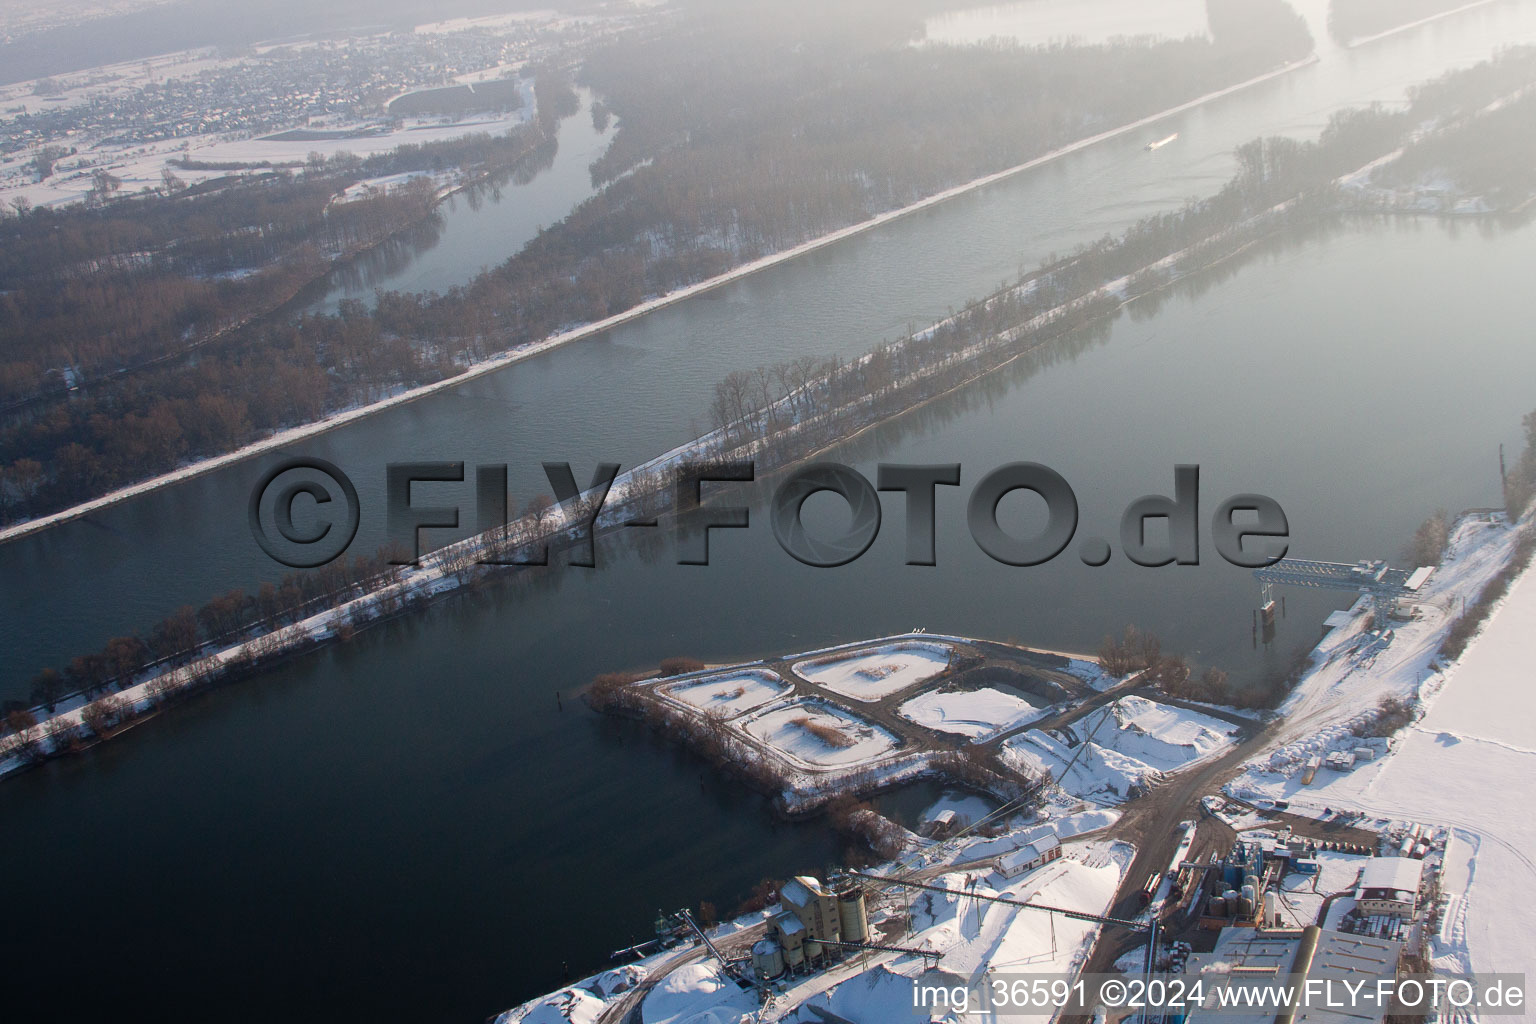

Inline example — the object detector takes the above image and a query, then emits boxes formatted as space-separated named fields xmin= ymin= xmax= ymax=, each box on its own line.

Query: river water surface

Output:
xmin=6 ymin=4 xmax=1536 ymax=1022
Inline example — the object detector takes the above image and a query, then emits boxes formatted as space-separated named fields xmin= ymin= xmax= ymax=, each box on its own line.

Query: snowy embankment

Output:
xmin=1225 ymin=510 xmax=1535 ymax=978
xmin=0 ymin=54 xmax=1321 ymax=547
xmin=1342 ymin=0 xmax=1503 ymax=48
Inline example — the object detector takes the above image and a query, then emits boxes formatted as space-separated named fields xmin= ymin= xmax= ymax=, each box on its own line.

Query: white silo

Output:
xmin=837 ymin=889 xmax=869 ymax=944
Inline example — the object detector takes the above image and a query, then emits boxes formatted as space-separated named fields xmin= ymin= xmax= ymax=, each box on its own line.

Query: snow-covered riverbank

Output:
xmin=1225 ymin=509 xmax=1535 ymax=978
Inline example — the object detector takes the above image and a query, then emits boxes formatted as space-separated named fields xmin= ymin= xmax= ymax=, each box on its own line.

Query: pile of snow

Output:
xmin=1000 ymin=697 xmax=1237 ymax=804
xmin=739 ymin=699 xmax=900 ymax=769
xmin=897 ymin=686 xmax=1046 ymax=741
xmin=915 ymin=843 xmax=1132 ymax=978
xmin=1109 ymin=696 xmax=1236 ymax=768
xmin=793 ymin=641 xmax=952 ymax=702
xmin=642 ymin=963 xmax=757 ymax=1024
xmin=793 ymin=965 xmax=944 ymax=1023
xmin=659 ymin=669 xmax=790 ymax=718
xmin=503 ymin=987 xmax=607 ymax=1024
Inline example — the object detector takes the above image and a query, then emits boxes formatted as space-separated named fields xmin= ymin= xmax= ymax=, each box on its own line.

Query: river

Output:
xmin=5 ymin=3 xmax=1536 ymax=1022
xmin=298 ymin=89 xmax=616 ymax=316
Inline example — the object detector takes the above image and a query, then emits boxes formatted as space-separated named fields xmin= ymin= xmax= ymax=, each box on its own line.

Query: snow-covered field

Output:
xmin=1225 ymin=513 xmax=1536 ymax=979
xmin=657 ymin=670 xmax=790 ymax=718
xmin=793 ymin=642 xmax=952 ymax=703
xmin=738 ymin=699 xmax=900 ymax=770
xmin=897 ymin=686 xmax=1047 ymax=742
xmin=1000 ymin=696 xmax=1239 ymax=803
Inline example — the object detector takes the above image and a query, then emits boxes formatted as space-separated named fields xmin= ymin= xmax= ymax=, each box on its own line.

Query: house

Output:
xmin=998 ymin=830 xmax=1062 ymax=878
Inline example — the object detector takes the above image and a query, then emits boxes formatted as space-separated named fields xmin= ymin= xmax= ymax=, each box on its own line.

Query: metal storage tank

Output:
xmin=1263 ymin=891 xmax=1278 ymax=926
xmin=783 ymin=941 xmax=805 ymax=968
xmin=837 ymin=890 xmax=869 ymax=944
xmin=803 ymin=938 xmax=823 ymax=962
xmin=1207 ymin=896 xmax=1227 ymax=916
xmin=752 ymin=939 xmax=785 ymax=981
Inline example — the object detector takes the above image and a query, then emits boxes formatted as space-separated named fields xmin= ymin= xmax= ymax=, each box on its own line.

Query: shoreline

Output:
xmin=0 ymin=178 xmax=1330 ymax=782
xmin=1345 ymin=0 xmax=1505 ymax=48
xmin=0 ymin=54 xmax=1320 ymax=547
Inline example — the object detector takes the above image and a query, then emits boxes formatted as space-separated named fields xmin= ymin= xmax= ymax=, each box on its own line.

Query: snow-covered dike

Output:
xmin=793 ymin=641 xmax=952 ymax=703
xmin=897 ymin=686 xmax=1047 ymax=742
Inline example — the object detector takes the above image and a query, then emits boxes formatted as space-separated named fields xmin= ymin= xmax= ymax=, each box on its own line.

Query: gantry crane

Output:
xmin=1253 ymin=558 xmax=1433 ymax=628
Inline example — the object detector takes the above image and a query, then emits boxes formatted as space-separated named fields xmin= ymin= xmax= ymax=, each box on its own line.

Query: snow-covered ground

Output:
xmin=897 ymin=686 xmax=1047 ymax=742
xmin=1226 ymin=513 xmax=1535 ymax=980
xmin=793 ymin=642 xmax=952 ymax=703
xmin=783 ymin=842 xmax=1132 ymax=1023
xmin=642 ymin=964 xmax=758 ymax=1024
xmin=657 ymin=670 xmax=791 ymax=718
xmin=0 ymin=105 xmax=536 ymax=209
xmin=953 ymin=809 xmax=1123 ymax=863
xmin=738 ymin=699 xmax=900 ymax=770
xmin=1000 ymin=696 xmax=1240 ymax=803
xmin=918 ymin=790 xmax=999 ymax=830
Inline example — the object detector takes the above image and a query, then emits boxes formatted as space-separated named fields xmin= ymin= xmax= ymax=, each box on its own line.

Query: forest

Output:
xmin=0 ymin=0 xmax=1315 ymax=526
xmin=1372 ymin=89 xmax=1536 ymax=206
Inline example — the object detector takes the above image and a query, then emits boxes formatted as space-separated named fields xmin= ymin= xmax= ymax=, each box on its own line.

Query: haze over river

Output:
xmin=6 ymin=3 xmax=1536 ymax=1022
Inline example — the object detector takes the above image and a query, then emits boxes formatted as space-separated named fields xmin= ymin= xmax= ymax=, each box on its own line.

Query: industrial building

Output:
xmin=751 ymin=875 xmax=872 ymax=982
xmin=1186 ymin=925 xmax=1402 ymax=1024
xmin=1354 ymin=857 xmax=1423 ymax=919
xmin=998 ymin=829 xmax=1062 ymax=878
xmin=1179 ymin=833 xmax=1294 ymax=929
